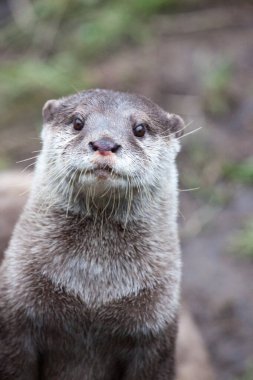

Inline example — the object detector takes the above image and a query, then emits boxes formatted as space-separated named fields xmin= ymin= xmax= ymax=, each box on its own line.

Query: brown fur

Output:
xmin=0 ymin=90 xmax=184 ymax=379
xmin=0 ymin=172 xmax=215 ymax=380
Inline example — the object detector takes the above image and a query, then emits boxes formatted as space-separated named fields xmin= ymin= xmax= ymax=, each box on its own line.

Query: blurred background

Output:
xmin=0 ymin=0 xmax=253 ymax=379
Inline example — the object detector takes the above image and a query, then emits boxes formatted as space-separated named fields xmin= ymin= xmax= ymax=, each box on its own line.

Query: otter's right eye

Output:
xmin=73 ymin=117 xmax=84 ymax=131
xmin=133 ymin=123 xmax=146 ymax=138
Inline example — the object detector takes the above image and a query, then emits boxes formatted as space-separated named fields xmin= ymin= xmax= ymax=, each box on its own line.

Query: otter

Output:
xmin=0 ymin=174 xmax=216 ymax=380
xmin=0 ymin=89 xmax=184 ymax=380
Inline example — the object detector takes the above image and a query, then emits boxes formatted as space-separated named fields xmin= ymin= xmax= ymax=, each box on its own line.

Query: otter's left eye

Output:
xmin=73 ymin=117 xmax=84 ymax=131
xmin=133 ymin=123 xmax=147 ymax=138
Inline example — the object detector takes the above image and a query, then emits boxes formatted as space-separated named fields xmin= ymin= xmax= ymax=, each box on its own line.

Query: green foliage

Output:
xmin=125 ymin=0 xmax=179 ymax=16
xmin=232 ymin=220 xmax=253 ymax=259
xmin=0 ymin=56 xmax=90 ymax=127
xmin=0 ymin=0 xmax=224 ymax=127
xmin=239 ymin=364 xmax=253 ymax=379
xmin=202 ymin=61 xmax=236 ymax=117
xmin=223 ymin=158 xmax=253 ymax=185
xmin=0 ymin=0 xmax=186 ymax=59
xmin=1 ymin=0 xmax=196 ymax=125
xmin=0 ymin=156 xmax=10 ymax=170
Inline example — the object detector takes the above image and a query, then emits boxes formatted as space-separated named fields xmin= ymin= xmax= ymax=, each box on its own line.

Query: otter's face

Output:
xmin=41 ymin=90 xmax=184 ymax=195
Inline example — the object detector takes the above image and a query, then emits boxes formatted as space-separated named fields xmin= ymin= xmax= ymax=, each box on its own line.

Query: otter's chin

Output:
xmin=77 ymin=170 xmax=128 ymax=191
xmin=91 ymin=167 xmax=116 ymax=179
xmin=90 ymin=169 xmax=112 ymax=180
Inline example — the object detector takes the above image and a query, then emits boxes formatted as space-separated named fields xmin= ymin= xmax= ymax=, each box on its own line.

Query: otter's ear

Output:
xmin=42 ymin=99 xmax=59 ymax=123
xmin=167 ymin=113 xmax=184 ymax=138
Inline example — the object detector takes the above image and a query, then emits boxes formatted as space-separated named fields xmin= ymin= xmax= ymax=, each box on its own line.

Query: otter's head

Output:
xmin=40 ymin=89 xmax=184 ymax=201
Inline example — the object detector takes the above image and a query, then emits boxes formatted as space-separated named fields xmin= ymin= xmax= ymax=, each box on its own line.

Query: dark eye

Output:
xmin=73 ymin=116 xmax=84 ymax=131
xmin=133 ymin=123 xmax=147 ymax=138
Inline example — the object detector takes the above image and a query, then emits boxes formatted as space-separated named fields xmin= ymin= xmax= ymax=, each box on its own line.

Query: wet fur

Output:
xmin=0 ymin=89 xmax=184 ymax=379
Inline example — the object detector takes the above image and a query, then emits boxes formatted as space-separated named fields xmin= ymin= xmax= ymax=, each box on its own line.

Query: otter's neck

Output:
xmin=27 ymin=176 xmax=178 ymax=230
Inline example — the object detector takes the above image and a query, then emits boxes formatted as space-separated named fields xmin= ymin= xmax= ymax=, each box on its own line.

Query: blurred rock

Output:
xmin=0 ymin=170 xmax=32 ymax=261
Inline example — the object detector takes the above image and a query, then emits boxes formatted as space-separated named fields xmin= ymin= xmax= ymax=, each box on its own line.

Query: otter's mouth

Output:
xmin=86 ymin=165 xmax=120 ymax=180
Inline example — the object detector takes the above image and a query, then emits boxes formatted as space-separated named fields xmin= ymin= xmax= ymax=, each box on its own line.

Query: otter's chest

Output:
xmin=40 ymin=218 xmax=165 ymax=308
xmin=44 ymin=242 xmax=158 ymax=309
xmin=35 ymin=217 xmax=172 ymax=336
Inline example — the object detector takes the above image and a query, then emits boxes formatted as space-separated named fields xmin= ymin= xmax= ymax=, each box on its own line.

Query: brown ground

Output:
xmin=0 ymin=4 xmax=253 ymax=380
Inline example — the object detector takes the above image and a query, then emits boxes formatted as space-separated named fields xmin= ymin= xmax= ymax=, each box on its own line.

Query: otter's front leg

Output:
xmin=0 ymin=333 xmax=38 ymax=380
xmin=123 ymin=326 xmax=177 ymax=380
xmin=0 ymin=304 xmax=38 ymax=380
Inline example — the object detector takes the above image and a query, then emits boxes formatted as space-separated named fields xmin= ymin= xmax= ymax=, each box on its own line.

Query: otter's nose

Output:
xmin=89 ymin=138 xmax=121 ymax=154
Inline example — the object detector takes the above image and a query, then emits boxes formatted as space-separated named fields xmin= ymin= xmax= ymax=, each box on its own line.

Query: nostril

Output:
xmin=89 ymin=141 xmax=98 ymax=151
xmin=111 ymin=143 xmax=121 ymax=153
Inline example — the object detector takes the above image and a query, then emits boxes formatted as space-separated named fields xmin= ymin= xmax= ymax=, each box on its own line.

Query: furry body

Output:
xmin=0 ymin=89 xmax=183 ymax=379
